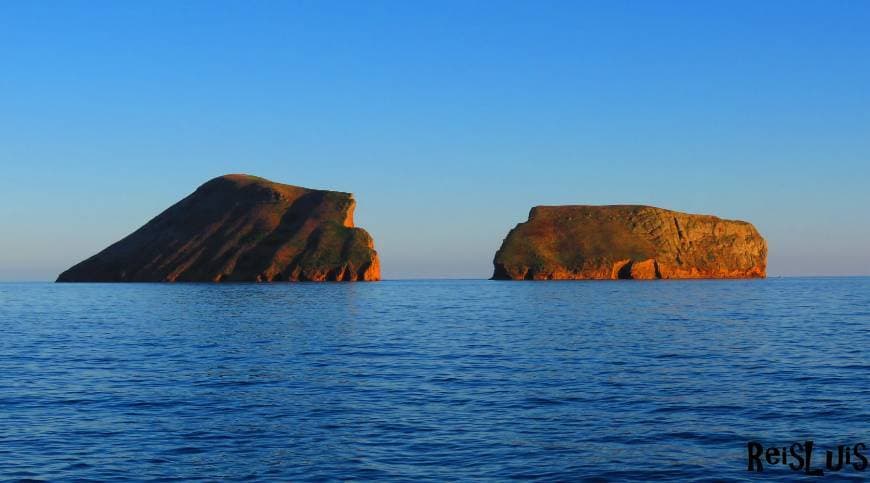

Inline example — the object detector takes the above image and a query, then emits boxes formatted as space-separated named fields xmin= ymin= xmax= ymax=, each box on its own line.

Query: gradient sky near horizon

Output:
xmin=1 ymin=1 xmax=869 ymax=280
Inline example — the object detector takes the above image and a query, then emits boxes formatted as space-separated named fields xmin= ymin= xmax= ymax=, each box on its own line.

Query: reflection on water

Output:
xmin=0 ymin=278 xmax=868 ymax=481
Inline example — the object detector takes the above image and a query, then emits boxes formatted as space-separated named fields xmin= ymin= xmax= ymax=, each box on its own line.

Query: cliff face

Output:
xmin=57 ymin=174 xmax=380 ymax=282
xmin=493 ymin=205 xmax=766 ymax=280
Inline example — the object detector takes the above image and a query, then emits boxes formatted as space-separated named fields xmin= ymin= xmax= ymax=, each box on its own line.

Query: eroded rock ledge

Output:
xmin=57 ymin=174 xmax=380 ymax=282
xmin=492 ymin=205 xmax=766 ymax=280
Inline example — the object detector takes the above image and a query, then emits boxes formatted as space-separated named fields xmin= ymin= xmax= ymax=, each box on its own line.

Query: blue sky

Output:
xmin=1 ymin=1 xmax=868 ymax=280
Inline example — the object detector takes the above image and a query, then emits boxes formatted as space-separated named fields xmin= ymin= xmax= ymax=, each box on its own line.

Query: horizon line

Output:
xmin=2 ymin=274 xmax=870 ymax=284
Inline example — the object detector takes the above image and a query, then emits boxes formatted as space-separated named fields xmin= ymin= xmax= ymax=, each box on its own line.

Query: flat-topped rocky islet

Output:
xmin=492 ymin=205 xmax=767 ymax=280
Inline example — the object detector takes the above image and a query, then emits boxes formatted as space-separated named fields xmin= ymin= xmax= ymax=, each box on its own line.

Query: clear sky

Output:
xmin=1 ymin=1 xmax=868 ymax=280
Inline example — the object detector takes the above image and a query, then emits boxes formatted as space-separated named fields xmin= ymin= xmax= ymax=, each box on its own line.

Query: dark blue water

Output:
xmin=1 ymin=278 xmax=868 ymax=481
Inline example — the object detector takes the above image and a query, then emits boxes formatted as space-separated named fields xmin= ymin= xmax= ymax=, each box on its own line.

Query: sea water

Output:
xmin=1 ymin=278 xmax=868 ymax=481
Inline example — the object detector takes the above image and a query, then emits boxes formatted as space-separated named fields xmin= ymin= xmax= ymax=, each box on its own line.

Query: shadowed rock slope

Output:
xmin=493 ymin=205 xmax=766 ymax=280
xmin=57 ymin=174 xmax=380 ymax=282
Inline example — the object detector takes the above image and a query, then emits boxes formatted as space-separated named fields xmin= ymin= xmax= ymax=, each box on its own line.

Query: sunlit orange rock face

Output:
xmin=57 ymin=174 xmax=380 ymax=282
xmin=492 ymin=205 xmax=766 ymax=280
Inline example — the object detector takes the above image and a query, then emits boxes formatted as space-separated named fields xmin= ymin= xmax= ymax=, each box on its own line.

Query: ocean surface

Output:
xmin=1 ymin=278 xmax=868 ymax=481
